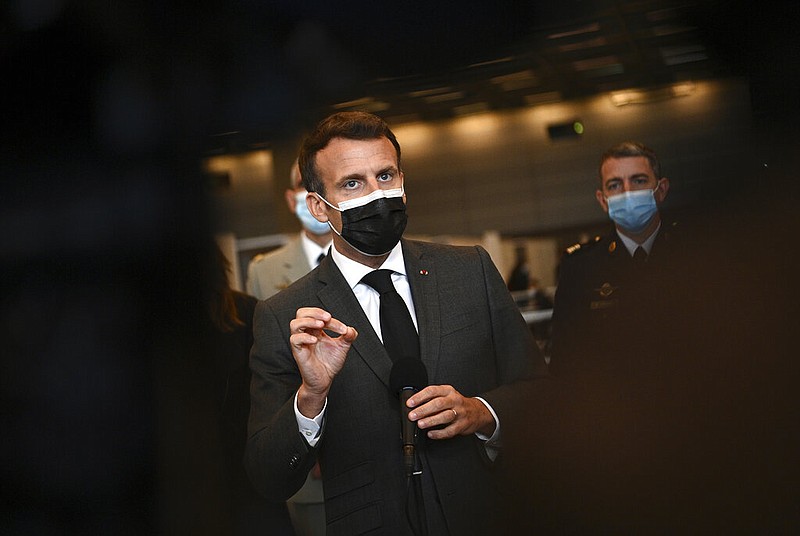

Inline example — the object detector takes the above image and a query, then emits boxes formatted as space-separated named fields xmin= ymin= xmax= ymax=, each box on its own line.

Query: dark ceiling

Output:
xmin=3 ymin=0 xmax=796 ymax=156
xmin=206 ymin=0 xmax=796 ymax=152
xmin=293 ymin=1 xmax=739 ymax=121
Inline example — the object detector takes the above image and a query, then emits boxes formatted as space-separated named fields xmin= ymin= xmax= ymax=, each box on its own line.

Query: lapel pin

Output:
xmin=419 ymin=269 xmax=428 ymax=276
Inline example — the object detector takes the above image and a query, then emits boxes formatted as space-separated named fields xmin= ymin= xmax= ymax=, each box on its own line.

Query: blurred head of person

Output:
xmin=284 ymin=159 xmax=332 ymax=241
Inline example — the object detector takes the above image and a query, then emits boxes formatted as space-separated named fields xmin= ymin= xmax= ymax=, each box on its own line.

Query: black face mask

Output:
xmin=335 ymin=196 xmax=407 ymax=256
xmin=317 ymin=189 xmax=407 ymax=256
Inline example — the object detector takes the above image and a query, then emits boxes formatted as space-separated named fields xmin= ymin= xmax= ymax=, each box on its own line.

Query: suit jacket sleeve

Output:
xmin=472 ymin=245 xmax=549 ymax=434
xmin=245 ymin=299 xmax=317 ymax=501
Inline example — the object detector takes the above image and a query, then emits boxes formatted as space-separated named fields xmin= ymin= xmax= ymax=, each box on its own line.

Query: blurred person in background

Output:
xmin=509 ymin=140 xmax=800 ymax=533
xmin=507 ymin=245 xmax=531 ymax=293
xmin=523 ymin=141 xmax=694 ymax=532
xmin=246 ymin=160 xmax=332 ymax=300
xmin=207 ymin=245 xmax=295 ymax=535
xmin=244 ymin=160 xmax=329 ymax=536
xmin=549 ymin=141 xmax=677 ymax=379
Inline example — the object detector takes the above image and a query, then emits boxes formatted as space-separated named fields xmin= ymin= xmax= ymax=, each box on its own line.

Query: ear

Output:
xmin=285 ymin=189 xmax=297 ymax=212
xmin=595 ymin=189 xmax=609 ymax=213
xmin=655 ymin=177 xmax=670 ymax=203
xmin=306 ymin=192 xmax=329 ymax=222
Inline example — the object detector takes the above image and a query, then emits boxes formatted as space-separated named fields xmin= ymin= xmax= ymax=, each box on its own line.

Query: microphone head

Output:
xmin=389 ymin=358 xmax=428 ymax=395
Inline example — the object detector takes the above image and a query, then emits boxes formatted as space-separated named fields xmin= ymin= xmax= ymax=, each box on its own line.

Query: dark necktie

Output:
xmin=361 ymin=269 xmax=419 ymax=362
xmin=633 ymin=246 xmax=647 ymax=266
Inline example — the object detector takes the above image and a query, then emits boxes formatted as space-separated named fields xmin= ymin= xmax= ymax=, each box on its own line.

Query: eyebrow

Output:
xmin=336 ymin=172 xmax=366 ymax=186
xmin=336 ymin=165 xmax=398 ymax=186
xmin=603 ymin=172 xmax=650 ymax=187
xmin=376 ymin=165 xmax=398 ymax=177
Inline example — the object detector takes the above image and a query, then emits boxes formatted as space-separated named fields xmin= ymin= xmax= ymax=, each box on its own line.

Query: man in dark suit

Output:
xmin=245 ymin=111 xmax=547 ymax=535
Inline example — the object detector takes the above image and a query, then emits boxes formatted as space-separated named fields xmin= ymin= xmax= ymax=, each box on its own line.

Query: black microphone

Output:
xmin=389 ymin=358 xmax=428 ymax=477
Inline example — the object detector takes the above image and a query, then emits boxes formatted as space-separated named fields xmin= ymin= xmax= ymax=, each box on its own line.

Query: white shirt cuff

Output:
xmin=294 ymin=391 xmax=326 ymax=447
xmin=474 ymin=396 xmax=501 ymax=462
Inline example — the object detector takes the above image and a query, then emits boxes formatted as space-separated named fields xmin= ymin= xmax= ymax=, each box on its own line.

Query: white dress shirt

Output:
xmin=300 ymin=232 xmax=332 ymax=269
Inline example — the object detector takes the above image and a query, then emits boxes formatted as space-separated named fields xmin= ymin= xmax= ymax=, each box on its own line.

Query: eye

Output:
xmin=377 ymin=172 xmax=393 ymax=182
xmin=343 ymin=179 xmax=360 ymax=189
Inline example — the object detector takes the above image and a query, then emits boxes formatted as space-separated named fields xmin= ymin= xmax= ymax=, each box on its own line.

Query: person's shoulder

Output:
xmin=248 ymin=236 xmax=301 ymax=267
xmin=231 ymin=290 xmax=258 ymax=321
xmin=262 ymin=263 xmax=321 ymax=307
xmin=660 ymin=220 xmax=680 ymax=242
xmin=563 ymin=235 xmax=604 ymax=258
xmin=404 ymin=238 xmax=485 ymax=262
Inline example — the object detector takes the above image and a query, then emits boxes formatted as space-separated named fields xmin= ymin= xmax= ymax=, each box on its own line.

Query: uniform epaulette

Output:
xmin=250 ymin=252 xmax=268 ymax=264
xmin=565 ymin=235 xmax=601 ymax=256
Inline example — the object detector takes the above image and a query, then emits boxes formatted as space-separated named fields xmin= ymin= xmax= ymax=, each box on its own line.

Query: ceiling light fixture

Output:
xmin=610 ymin=82 xmax=696 ymax=106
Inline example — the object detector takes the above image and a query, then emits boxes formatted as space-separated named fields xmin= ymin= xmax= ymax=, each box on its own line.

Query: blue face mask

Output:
xmin=606 ymin=185 xmax=659 ymax=233
xmin=295 ymin=191 xmax=331 ymax=235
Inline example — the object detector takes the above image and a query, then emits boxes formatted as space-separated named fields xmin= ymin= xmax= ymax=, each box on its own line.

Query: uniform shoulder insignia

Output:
xmin=250 ymin=252 xmax=268 ymax=263
xmin=565 ymin=235 xmax=601 ymax=256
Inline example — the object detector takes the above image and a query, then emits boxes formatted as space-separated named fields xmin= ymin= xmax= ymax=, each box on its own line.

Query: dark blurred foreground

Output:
xmin=503 ymin=170 xmax=800 ymax=533
xmin=2 ymin=1 xmax=798 ymax=534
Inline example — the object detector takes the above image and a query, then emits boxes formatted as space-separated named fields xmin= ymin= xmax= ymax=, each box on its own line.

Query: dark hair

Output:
xmin=298 ymin=112 xmax=401 ymax=196
xmin=599 ymin=141 xmax=661 ymax=182
xmin=208 ymin=244 xmax=244 ymax=333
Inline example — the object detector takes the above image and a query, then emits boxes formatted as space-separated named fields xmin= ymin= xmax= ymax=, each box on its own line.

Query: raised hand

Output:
xmin=289 ymin=307 xmax=358 ymax=417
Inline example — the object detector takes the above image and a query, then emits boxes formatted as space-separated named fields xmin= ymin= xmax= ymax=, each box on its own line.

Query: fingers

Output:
xmin=408 ymin=385 xmax=464 ymax=438
xmin=292 ymin=307 xmax=354 ymax=338
xmin=407 ymin=384 xmax=451 ymax=410
xmin=289 ymin=308 xmax=358 ymax=371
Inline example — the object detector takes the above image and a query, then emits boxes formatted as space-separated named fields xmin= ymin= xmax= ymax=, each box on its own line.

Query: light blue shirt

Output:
xmin=617 ymin=221 xmax=661 ymax=256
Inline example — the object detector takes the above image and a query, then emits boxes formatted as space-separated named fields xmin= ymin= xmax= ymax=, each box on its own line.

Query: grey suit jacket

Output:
xmin=246 ymin=234 xmax=311 ymax=300
xmin=246 ymin=239 xmax=547 ymax=535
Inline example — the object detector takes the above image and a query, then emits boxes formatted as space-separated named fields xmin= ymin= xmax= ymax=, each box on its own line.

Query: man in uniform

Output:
xmin=543 ymin=141 xmax=689 ymax=532
xmin=549 ymin=141 xmax=677 ymax=380
xmin=246 ymin=161 xmax=332 ymax=300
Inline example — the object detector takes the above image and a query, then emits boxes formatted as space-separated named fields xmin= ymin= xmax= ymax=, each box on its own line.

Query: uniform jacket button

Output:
xmin=289 ymin=454 xmax=301 ymax=469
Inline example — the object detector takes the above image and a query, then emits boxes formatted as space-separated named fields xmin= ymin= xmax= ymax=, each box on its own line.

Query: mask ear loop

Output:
xmin=312 ymin=189 xmax=405 ymax=258
xmin=652 ymin=179 xmax=663 ymax=198
xmin=315 ymin=192 xmax=343 ymax=212
xmin=312 ymin=193 xmax=343 ymax=237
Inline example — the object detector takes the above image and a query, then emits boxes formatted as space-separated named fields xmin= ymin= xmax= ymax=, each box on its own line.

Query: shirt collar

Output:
xmin=330 ymin=241 xmax=406 ymax=290
xmin=300 ymin=232 xmax=332 ymax=267
xmin=617 ymin=222 xmax=661 ymax=256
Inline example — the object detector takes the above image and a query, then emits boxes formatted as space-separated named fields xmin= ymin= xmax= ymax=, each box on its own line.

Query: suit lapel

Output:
xmin=402 ymin=240 xmax=441 ymax=381
xmin=316 ymin=256 xmax=393 ymax=388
